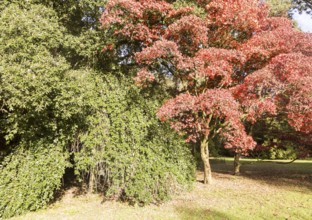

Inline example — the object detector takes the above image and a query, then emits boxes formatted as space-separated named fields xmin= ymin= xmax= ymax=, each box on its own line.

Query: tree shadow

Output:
xmin=175 ymin=206 xmax=236 ymax=220
xmin=50 ymin=167 xmax=90 ymax=204
xmin=210 ymin=158 xmax=312 ymax=192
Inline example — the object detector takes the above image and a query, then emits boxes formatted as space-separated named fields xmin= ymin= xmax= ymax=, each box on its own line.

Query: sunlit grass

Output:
xmin=10 ymin=159 xmax=312 ymax=220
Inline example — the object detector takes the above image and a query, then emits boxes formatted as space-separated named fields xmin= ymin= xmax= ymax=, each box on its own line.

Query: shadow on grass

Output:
xmin=210 ymin=158 xmax=312 ymax=192
xmin=50 ymin=167 xmax=89 ymax=205
xmin=175 ymin=206 xmax=235 ymax=220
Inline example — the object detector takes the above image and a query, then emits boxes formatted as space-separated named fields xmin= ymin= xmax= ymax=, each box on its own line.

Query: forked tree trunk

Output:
xmin=200 ymin=136 xmax=212 ymax=184
xmin=234 ymin=152 xmax=241 ymax=175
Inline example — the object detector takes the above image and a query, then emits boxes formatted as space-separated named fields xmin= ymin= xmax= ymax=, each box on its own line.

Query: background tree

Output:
xmin=249 ymin=115 xmax=311 ymax=160
xmin=291 ymin=0 xmax=312 ymax=15
xmin=267 ymin=0 xmax=292 ymax=17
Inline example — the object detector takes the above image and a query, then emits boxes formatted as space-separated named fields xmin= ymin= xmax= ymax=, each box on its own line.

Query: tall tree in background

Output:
xmin=101 ymin=0 xmax=312 ymax=182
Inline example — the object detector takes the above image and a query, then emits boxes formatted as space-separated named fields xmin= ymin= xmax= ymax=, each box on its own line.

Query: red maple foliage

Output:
xmin=157 ymin=89 xmax=255 ymax=150
xmin=101 ymin=0 xmax=312 ymax=183
xmin=233 ymin=53 xmax=312 ymax=133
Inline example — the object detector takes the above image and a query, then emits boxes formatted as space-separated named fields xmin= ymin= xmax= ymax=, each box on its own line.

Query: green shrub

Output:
xmin=269 ymin=144 xmax=298 ymax=160
xmin=0 ymin=141 xmax=69 ymax=218
xmin=0 ymin=1 xmax=195 ymax=217
xmin=0 ymin=5 xmax=97 ymax=217
xmin=74 ymin=75 xmax=195 ymax=204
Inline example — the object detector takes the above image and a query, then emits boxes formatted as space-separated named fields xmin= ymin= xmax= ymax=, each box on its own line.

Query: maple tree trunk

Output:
xmin=200 ymin=136 xmax=212 ymax=184
xmin=234 ymin=152 xmax=241 ymax=175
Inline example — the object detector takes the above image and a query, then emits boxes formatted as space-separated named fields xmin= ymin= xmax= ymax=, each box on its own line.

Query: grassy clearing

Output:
xmin=10 ymin=158 xmax=312 ymax=220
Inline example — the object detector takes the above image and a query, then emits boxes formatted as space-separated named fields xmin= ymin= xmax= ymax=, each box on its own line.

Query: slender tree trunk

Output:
xmin=234 ymin=152 xmax=241 ymax=175
xmin=89 ymin=171 xmax=95 ymax=193
xmin=200 ymin=136 xmax=212 ymax=184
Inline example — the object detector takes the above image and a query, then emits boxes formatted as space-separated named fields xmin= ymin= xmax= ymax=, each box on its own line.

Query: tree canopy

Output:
xmin=101 ymin=0 xmax=312 ymax=183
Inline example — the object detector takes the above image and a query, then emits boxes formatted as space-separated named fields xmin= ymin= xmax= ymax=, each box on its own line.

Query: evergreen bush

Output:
xmin=0 ymin=1 xmax=195 ymax=218
xmin=74 ymin=75 xmax=195 ymax=204
xmin=0 ymin=141 xmax=69 ymax=218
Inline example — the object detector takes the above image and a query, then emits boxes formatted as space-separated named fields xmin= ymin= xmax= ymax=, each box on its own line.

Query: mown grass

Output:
xmin=10 ymin=158 xmax=312 ymax=220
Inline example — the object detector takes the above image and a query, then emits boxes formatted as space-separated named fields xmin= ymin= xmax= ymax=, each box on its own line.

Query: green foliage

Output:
xmin=0 ymin=4 xmax=69 ymax=143
xmin=0 ymin=1 xmax=195 ymax=217
xmin=1 ymin=0 xmax=308 ymax=218
xmin=0 ymin=141 xmax=69 ymax=218
xmin=173 ymin=0 xmax=206 ymax=18
xmin=0 ymin=4 xmax=102 ymax=146
xmin=268 ymin=145 xmax=297 ymax=160
xmin=267 ymin=0 xmax=292 ymax=17
xmin=0 ymin=3 xmax=100 ymax=217
xmin=249 ymin=116 xmax=308 ymax=160
xmin=74 ymin=75 xmax=195 ymax=204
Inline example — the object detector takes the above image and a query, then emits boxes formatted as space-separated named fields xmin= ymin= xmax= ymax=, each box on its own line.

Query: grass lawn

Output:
xmin=10 ymin=158 xmax=312 ymax=220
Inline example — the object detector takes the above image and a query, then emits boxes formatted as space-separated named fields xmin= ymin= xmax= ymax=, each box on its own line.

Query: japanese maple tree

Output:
xmin=101 ymin=0 xmax=312 ymax=183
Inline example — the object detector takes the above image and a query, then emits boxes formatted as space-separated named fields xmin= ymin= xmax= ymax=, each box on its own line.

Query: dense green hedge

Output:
xmin=74 ymin=75 xmax=195 ymax=204
xmin=0 ymin=141 xmax=69 ymax=218
xmin=0 ymin=2 xmax=195 ymax=218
